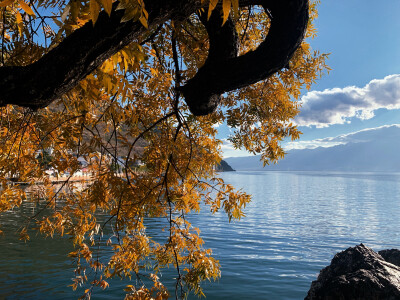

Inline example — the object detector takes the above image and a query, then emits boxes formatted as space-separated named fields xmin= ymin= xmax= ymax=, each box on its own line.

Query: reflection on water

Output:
xmin=1 ymin=171 xmax=400 ymax=299
xmin=0 ymin=201 xmax=77 ymax=299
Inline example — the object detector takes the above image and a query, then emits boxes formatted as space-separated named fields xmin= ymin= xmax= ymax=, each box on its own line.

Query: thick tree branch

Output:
xmin=180 ymin=0 xmax=309 ymax=115
xmin=0 ymin=0 xmax=199 ymax=109
xmin=0 ymin=0 xmax=308 ymax=117
xmin=183 ymin=9 xmax=239 ymax=115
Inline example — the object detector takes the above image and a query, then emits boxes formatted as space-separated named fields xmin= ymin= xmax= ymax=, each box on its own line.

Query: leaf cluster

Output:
xmin=0 ymin=0 xmax=329 ymax=298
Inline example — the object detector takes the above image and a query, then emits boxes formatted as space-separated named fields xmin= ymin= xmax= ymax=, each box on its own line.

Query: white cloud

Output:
xmin=285 ymin=124 xmax=400 ymax=150
xmin=295 ymin=74 xmax=400 ymax=127
xmin=221 ymin=139 xmax=252 ymax=158
xmin=220 ymin=139 xmax=235 ymax=151
xmin=284 ymin=139 xmax=346 ymax=150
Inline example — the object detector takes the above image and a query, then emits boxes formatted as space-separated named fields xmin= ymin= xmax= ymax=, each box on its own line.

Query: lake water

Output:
xmin=1 ymin=171 xmax=400 ymax=299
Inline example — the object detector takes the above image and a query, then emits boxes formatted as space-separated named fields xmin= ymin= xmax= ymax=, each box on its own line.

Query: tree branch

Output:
xmin=0 ymin=0 xmax=309 ymax=117
xmin=180 ymin=0 xmax=309 ymax=115
xmin=0 ymin=0 xmax=199 ymax=109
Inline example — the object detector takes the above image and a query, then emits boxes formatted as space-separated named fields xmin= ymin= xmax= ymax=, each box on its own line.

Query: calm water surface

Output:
xmin=1 ymin=171 xmax=400 ymax=299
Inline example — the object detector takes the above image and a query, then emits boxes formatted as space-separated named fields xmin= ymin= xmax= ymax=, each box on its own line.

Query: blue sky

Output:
xmin=221 ymin=0 xmax=400 ymax=157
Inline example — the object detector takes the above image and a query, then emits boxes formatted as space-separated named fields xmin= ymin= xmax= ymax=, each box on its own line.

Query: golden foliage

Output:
xmin=0 ymin=0 xmax=329 ymax=298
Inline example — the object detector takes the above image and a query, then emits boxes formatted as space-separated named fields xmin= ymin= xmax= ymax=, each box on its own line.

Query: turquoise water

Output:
xmin=1 ymin=171 xmax=400 ymax=299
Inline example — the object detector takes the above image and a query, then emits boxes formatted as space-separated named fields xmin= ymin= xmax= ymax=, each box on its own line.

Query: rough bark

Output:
xmin=0 ymin=0 xmax=308 ymax=116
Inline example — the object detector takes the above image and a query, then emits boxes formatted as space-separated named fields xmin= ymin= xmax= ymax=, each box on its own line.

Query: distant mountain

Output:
xmin=225 ymin=125 xmax=400 ymax=172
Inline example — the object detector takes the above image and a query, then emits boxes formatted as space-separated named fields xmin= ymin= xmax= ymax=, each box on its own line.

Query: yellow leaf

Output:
xmin=98 ymin=0 xmax=112 ymax=16
xmin=115 ymin=0 xmax=125 ymax=10
xmin=120 ymin=8 xmax=138 ymax=23
xmin=207 ymin=0 xmax=218 ymax=20
xmin=139 ymin=7 xmax=148 ymax=28
xmin=222 ymin=0 xmax=230 ymax=25
xmin=139 ymin=15 xmax=148 ymax=28
xmin=142 ymin=6 xmax=148 ymax=19
xmin=61 ymin=4 xmax=70 ymax=22
xmin=90 ymin=0 xmax=100 ymax=24
xmin=53 ymin=17 xmax=63 ymax=27
xmin=231 ymin=0 xmax=238 ymax=20
xmin=0 ymin=0 xmax=13 ymax=7
xmin=19 ymin=227 xmax=30 ymax=242
xmin=70 ymin=1 xmax=79 ymax=21
xmin=15 ymin=10 xmax=23 ymax=35
xmin=100 ymin=280 xmax=109 ymax=289
xmin=18 ymin=0 xmax=35 ymax=16
xmin=120 ymin=50 xmax=129 ymax=71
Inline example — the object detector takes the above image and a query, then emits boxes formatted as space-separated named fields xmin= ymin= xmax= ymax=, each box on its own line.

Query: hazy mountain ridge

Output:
xmin=225 ymin=125 xmax=400 ymax=172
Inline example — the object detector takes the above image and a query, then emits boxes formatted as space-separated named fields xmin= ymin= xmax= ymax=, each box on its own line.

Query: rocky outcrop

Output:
xmin=305 ymin=244 xmax=400 ymax=300
xmin=378 ymin=249 xmax=400 ymax=268
xmin=215 ymin=160 xmax=235 ymax=172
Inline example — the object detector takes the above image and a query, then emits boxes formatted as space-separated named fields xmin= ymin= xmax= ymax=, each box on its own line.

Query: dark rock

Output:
xmin=305 ymin=244 xmax=400 ymax=300
xmin=378 ymin=249 xmax=400 ymax=268
xmin=215 ymin=160 xmax=235 ymax=172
